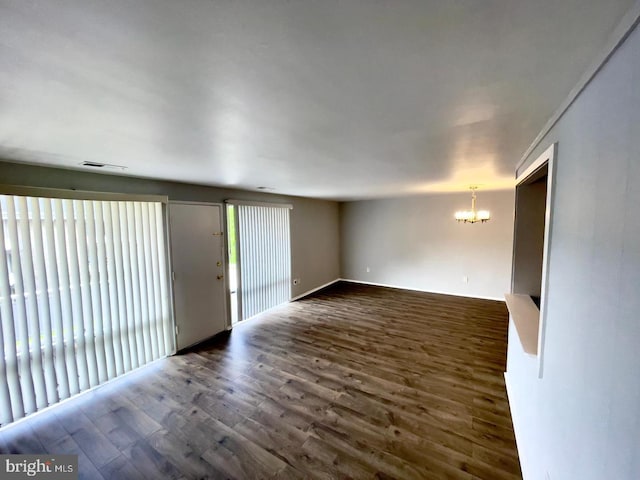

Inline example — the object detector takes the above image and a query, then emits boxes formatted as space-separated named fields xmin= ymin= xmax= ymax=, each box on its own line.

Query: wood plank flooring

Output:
xmin=0 ymin=282 xmax=521 ymax=479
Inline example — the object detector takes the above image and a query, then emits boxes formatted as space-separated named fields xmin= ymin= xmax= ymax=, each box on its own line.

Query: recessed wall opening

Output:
xmin=512 ymin=163 xmax=548 ymax=308
xmin=505 ymin=142 xmax=556 ymax=371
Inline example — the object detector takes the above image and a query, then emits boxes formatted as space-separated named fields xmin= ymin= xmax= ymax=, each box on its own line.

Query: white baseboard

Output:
xmin=339 ymin=278 xmax=505 ymax=302
xmin=290 ymin=278 xmax=341 ymax=301
xmin=504 ymin=372 xmax=517 ymax=433
xmin=504 ymin=372 xmax=527 ymax=479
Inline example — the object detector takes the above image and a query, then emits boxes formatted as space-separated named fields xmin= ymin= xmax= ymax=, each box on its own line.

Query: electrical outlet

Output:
xmin=366 ymin=267 xmax=371 ymax=273
xmin=293 ymin=278 xmax=300 ymax=285
xmin=463 ymin=276 xmax=469 ymax=284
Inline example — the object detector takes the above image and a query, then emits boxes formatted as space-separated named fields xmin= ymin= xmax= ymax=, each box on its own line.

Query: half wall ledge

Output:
xmin=505 ymin=293 xmax=539 ymax=356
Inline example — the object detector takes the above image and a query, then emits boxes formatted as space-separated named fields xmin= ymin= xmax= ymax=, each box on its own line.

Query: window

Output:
xmin=226 ymin=201 xmax=292 ymax=322
xmin=0 ymin=191 xmax=173 ymax=425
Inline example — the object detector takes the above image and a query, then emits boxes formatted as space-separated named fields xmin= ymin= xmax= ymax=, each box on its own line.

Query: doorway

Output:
xmin=169 ymin=202 xmax=227 ymax=350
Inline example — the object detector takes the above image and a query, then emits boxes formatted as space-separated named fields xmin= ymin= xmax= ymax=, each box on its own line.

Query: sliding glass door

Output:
xmin=0 ymin=190 xmax=173 ymax=426
xmin=226 ymin=202 xmax=291 ymax=323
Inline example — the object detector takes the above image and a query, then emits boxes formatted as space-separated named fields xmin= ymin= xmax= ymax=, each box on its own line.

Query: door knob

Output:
xmin=217 ymin=275 xmax=224 ymax=280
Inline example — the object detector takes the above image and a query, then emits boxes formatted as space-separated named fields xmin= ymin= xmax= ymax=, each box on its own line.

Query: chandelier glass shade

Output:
xmin=455 ymin=187 xmax=491 ymax=223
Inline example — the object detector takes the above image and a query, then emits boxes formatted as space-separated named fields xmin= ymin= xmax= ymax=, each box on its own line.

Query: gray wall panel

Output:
xmin=507 ymin=18 xmax=640 ymax=480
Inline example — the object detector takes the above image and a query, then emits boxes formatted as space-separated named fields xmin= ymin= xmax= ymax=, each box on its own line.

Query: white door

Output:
xmin=169 ymin=202 xmax=227 ymax=350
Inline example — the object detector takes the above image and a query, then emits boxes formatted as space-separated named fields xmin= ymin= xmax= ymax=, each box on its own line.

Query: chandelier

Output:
xmin=455 ymin=186 xmax=490 ymax=223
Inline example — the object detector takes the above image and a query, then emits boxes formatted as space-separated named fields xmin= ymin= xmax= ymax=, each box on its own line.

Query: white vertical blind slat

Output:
xmin=271 ymin=209 xmax=278 ymax=304
xmin=241 ymin=206 xmax=253 ymax=319
xmin=130 ymin=202 xmax=151 ymax=364
xmin=120 ymin=202 xmax=144 ymax=368
xmin=255 ymin=208 xmax=260 ymax=315
xmin=272 ymin=209 xmax=279 ymax=303
xmin=93 ymin=202 xmax=117 ymax=379
xmin=138 ymin=203 xmax=158 ymax=358
xmin=111 ymin=202 xmax=134 ymax=372
xmin=239 ymin=206 xmax=247 ymax=318
xmin=28 ymin=198 xmax=58 ymax=406
xmin=265 ymin=208 xmax=272 ymax=310
xmin=252 ymin=207 xmax=259 ymax=316
xmin=155 ymin=204 xmax=172 ymax=355
xmin=73 ymin=201 xmax=99 ymax=388
xmin=0 ymin=245 xmax=14 ymax=422
xmin=43 ymin=199 xmax=71 ymax=399
xmin=251 ymin=207 xmax=257 ymax=316
xmin=16 ymin=197 xmax=48 ymax=410
xmin=148 ymin=204 xmax=164 ymax=357
xmin=245 ymin=207 xmax=250 ymax=318
xmin=54 ymin=199 xmax=80 ymax=395
xmin=240 ymin=206 xmax=248 ymax=318
xmin=85 ymin=201 xmax=108 ymax=383
xmin=64 ymin=200 xmax=91 ymax=391
xmin=283 ymin=208 xmax=290 ymax=300
xmin=259 ymin=208 xmax=267 ymax=313
xmin=142 ymin=204 xmax=159 ymax=359
xmin=278 ymin=209 xmax=285 ymax=301
xmin=243 ymin=206 xmax=251 ymax=318
xmin=273 ymin=209 xmax=279 ymax=305
xmin=0 ymin=198 xmax=23 ymax=422
xmin=5 ymin=197 xmax=37 ymax=414
xmin=103 ymin=203 xmax=125 ymax=376
xmin=119 ymin=203 xmax=139 ymax=369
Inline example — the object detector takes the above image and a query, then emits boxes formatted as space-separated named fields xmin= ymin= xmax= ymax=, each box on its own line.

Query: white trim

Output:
xmin=290 ymin=279 xmax=340 ymax=301
xmin=168 ymin=200 xmax=223 ymax=207
xmin=536 ymin=147 xmax=556 ymax=379
xmin=513 ymin=143 xmax=557 ymax=379
xmin=0 ymin=184 xmax=168 ymax=203
xmin=226 ymin=204 xmax=243 ymax=324
xmin=516 ymin=1 xmax=640 ymax=173
xmin=225 ymin=199 xmax=293 ymax=209
xmin=340 ymin=278 xmax=505 ymax=302
xmin=504 ymin=372 xmax=526 ymax=479
xmin=517 ymin=144 xmax=555 ymax=185
xmin=161 ymin=204 xmax=178 ymax=356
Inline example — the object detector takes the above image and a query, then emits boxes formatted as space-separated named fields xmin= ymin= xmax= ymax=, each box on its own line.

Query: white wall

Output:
xmin=0 ymin=161 xmax=341 ymax=300
xmin=506 ymin=14 xmax=640 ymax=480
xmin=340 ymin=190 xmax=514 ymax=300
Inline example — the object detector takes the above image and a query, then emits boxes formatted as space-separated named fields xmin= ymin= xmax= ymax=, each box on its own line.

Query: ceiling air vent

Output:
xmin=80 ymin=161 xmax=127 ymax=171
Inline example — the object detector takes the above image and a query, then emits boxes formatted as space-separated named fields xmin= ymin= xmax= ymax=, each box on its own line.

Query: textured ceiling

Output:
xmin=0 ymin=0 xmax=634 ymax=199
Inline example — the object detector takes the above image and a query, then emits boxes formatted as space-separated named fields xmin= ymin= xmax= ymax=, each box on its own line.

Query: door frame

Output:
xmin=224 ymin=203 xmax=243 ymax=325
xmin=167 ymin=201 xmax=230 ymax=352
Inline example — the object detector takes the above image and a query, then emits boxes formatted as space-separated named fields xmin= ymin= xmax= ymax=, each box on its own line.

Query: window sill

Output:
xmin=505 ymin=293 xmax=539 ymax=356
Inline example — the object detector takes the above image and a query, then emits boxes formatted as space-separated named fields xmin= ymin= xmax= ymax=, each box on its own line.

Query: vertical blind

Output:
xmin=0 ymin=193 xmax=173 ymax=426
xmin=236 ymin=204 xmax=291 ymax=320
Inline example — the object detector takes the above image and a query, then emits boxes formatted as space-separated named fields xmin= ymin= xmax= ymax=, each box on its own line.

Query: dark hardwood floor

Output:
xmin=0 ymin=282 xmax=521 ymax=479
